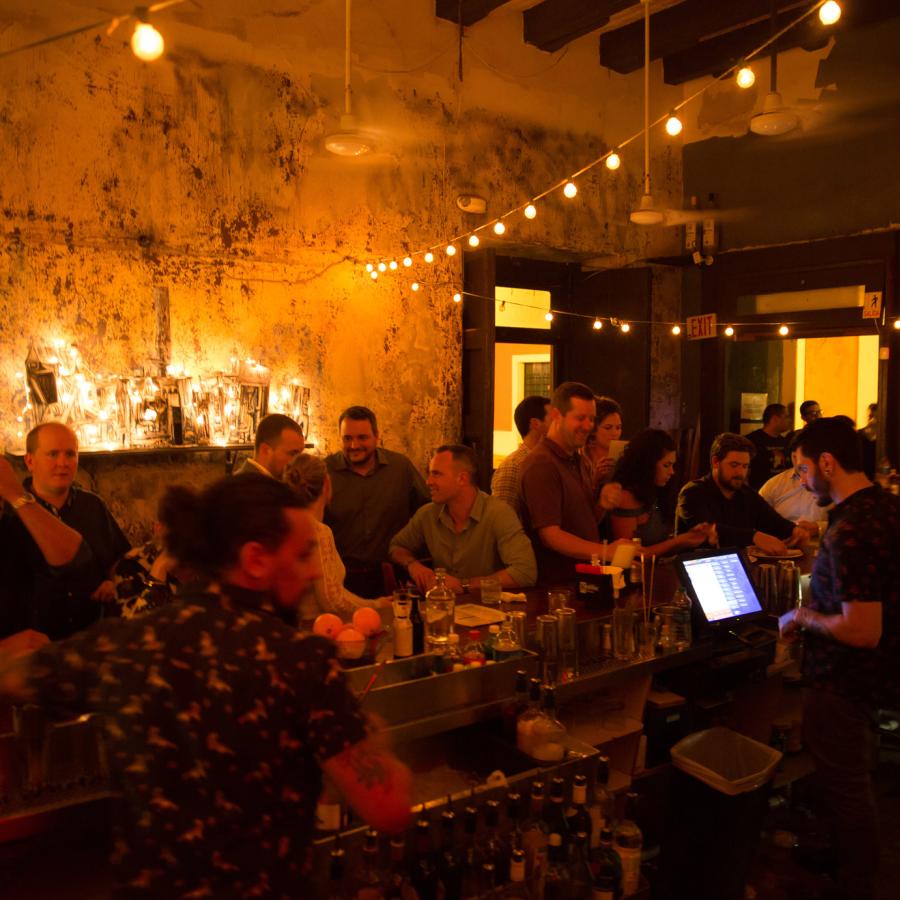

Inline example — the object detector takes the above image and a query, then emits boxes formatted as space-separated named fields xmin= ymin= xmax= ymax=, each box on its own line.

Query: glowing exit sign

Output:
xmin=686 ymin=313 xmax=717 ymax=340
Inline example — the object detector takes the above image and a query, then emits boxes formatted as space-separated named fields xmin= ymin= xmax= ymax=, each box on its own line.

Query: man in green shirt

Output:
xmin=389 ymin=445 xmax=537 ymax=594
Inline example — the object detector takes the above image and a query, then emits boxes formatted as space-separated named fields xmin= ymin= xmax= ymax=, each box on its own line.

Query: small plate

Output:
xmin=746 ymin=547 xmax=803 ymax=561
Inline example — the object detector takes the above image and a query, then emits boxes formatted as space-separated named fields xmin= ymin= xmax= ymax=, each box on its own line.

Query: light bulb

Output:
xmin=894 ymin=318 xmax=900 ymax=330
xmin=446 ymin=244 xmax=457 ymax=256
xmin=370 ymin=270 xmax=378 ymax=280
xmin=563 ymin=181 xmax=577 ymax=199
xmin=424 ymin=251 xmax=435 ymax=264
xmin=724 ymin=325 xmax=735 ymax=337
xmin=544 ymin=312 xmax=554 ymax=322
xmin=411 ymin=282 xmax=420 ymax=292
xmin=365 ymin=263 xmax=374 ymax=272
xmin=403 ymin=256 xmax=413 ymax=267
xmin=819 ymin=1 xmax=841 ymax=26
xmin=736 ymin=67 xmax=755 ymax=89
xmin=378 ymin=262 xmax=387 ymax=272
xmin=606 ymin=153 xmax=621 ymax=171
xmin=524 ymin=204 xmax=537 ymax=220
xmin=665 ymin=114 xmax=683 ymax=137
xmin=453 ymin=292 xmax=462 ymax=303
xmin=593 ymin=319 xmax=603 ymax=330
xmin=671 ymin=325 xmax=682 ymax=336
xmin=468 ymin=234 xmax=480 ymax=248
xmin=131 ymin=22 xmax=165 ymax=62
xmin=621 ymin=322 xmax=631 ymax=333
xmin=493 ymin=221 xmax=506 ymax=235
xmin=389 ymin=260 xmax=398 ymax=270
xmin=778 ymin=325 xmax=790 ymax=336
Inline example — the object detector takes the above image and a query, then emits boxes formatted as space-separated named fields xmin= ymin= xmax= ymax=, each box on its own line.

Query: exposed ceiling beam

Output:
xmin=435 ymin=0 xmax=513 ymax=28
xmin=598 ymin=0 xmax=806 ymax=75
xmin=524 ymin=0 xmax=635 ymax=53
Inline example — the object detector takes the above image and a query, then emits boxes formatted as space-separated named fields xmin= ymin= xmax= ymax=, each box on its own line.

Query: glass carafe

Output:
xmin=424 ymin=568 xmax=455 ymax=653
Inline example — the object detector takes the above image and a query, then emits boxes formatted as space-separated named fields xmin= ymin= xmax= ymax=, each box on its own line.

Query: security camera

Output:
xmin=456 ymin=194 xmax=487 ymax=215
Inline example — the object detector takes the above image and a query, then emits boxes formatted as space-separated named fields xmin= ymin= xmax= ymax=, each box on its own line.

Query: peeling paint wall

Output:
xmin=0 ymin=1 xmax=682 ymax=535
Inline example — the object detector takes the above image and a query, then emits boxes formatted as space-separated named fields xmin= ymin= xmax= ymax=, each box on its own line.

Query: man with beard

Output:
xmin=675 ymin=432 xmax=805 ymax=553
xmin=325 ymin=406 xmax=429 ymax=597
xmin=779 ymin=417 xmax=899 ymax=900
xmin=520 ymin=381 xmax=626 ymax=584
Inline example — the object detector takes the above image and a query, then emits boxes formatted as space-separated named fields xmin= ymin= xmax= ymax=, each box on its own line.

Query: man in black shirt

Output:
xmin=676 ymin=432 xmax=806 ymax=554
xmin=0 ymin=423 xmax=130 ymax=639
xmin=746 ymin=403 xmax=790 ymax=490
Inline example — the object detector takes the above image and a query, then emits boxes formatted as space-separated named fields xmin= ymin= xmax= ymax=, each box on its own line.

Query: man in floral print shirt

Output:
xmin=780 ymin=417 xmax=900 ymax=900
xmin=0 ymin=475 xmax=412 ymax=898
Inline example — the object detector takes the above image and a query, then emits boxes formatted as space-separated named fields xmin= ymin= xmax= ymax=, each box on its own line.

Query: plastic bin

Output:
xmin=658 ymin=727 xmax=783 ymax=900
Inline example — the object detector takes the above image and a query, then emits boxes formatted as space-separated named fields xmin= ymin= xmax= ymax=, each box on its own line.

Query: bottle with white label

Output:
xmin=614 ymin=792 xmax=643 ymax=897
xmin=391 ymin=596 xmax=413 ymax=659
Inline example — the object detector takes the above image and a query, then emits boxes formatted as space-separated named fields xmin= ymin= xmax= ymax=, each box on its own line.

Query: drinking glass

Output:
xmin=757 ymin=564 xmax=778 ymax=613
xmin=480 ymin=577 xmax=503 ymax=611
xmin=556 ymin=607 xmax=578 ymax=682
xmin=548 ymin=589 xmax=572 ymax=614
xmin=612 ymin=607 xmax=636 ymax=660
xmin=535 ymin=614 xmax=559 ymax=685
xmin=637 ymin=620 xmax=658 ymax=659
xmin=507 ymin=610 xmax=528 ymax=650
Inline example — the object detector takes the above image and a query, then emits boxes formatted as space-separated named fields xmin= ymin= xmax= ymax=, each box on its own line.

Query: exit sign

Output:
xmin=686 ymin=313 xmax=717 ymax=340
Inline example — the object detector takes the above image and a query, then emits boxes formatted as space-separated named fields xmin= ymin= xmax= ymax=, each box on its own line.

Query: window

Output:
xmin=523 ymin=361 xmax=551 ymax=397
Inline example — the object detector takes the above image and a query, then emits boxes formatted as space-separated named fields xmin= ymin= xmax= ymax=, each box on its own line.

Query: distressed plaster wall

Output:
xmin=0 ymin=1 xmax=683 ymax=535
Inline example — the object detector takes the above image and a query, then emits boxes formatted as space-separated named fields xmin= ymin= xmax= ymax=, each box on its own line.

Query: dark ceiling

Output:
xmin=436 ymin=0 xmax=900 ymax=84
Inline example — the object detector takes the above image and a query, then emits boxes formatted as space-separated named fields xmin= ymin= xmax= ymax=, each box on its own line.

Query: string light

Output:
xmin=524 ymin=204 xmax=537 ymax=220
xmin=403 ymin=256 xmax=413 ymax=267
xmin=544 ymin=312 xmax=554 ymax=322
xmin=621 ymin=322 xmax=631 ymax=333
xmin=563 ymin=181 xmax=578 ymax=199
xmin=411 ymin=282 xmax=420 ymax=292
xmin=468 ymin=234 xmax=480 ymax=248
xmin=593 ymin=319 xmax=603 ymax=330
xmin=446 ymin=244 xmax=457 ymax=256
xmin=665 ymin=114 xmax=683 ymax=137
xmin=453 ymin=292 xmax=462 ymax=303
xmin=493 ymin=221 xmax=506 ymax=235
xmin=893 ymin=319 xmax=900 ymax=330
xmin=131 ymin=21 xmax=165 ymax=62
xmin=736 ymin=67 xmax=755 ymax=89
xmin=389 ymin=260 xmax=398 ymax=270
xmin=819 ymin=1 xmax=841 ymax=26
xmin=370 ymin=270 xmax=378 ymax=280
xmin=365 ymin=263 xmax=374 ymax=272
xmin=778 ymin=325 xmax=790 ymax=336
xmin=377 ymin=262 xmax=387 ymax=272
xmin=424 ymin=252 xmax=435 ymax=264
xmin=606 ymin=153 xmax=621 ymax=171
xmin=671 ymin=324 xmax=681 ymax=335
xmin=724 ymin=325 xmax=735 ymax=337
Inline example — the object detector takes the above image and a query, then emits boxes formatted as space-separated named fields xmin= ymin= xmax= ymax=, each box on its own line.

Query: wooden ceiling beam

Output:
xmin=524 ymin=0 xmax=635 ymax=54
xmin=435 ymin=0 xmax=513 ymax=28
xmin=598 ymin=0 xmax=807 ymax=74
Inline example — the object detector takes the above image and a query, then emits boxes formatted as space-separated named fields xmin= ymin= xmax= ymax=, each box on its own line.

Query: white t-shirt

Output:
xmin=759 ymin=469 xmax=830 ymax=523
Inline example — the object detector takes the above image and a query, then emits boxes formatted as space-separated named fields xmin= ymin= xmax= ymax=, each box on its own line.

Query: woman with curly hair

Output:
xmin=283 ymin=453 xmax=390 ymax=626
xmin=610 ymin=428 xmax=710 ymax=556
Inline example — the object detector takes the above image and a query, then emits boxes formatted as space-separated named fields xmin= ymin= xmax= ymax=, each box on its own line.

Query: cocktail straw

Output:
xmin=648 ymin=554 xmax=657 ymax=625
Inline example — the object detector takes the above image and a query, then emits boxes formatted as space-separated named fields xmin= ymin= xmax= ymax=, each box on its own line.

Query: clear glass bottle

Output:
xmin=670 ymin=587 xmax=692 ymax=651
xmin=424 ymin=569 xmax=455 ymax=653
xmin=589 ymin=755 xmax=614 ymax=850
xmin=462 ymin=629 xmax=486 ymax=667
xmin=516 ymin=678 xmax=543 ymax=756
xmin=485 ymin=624 xmax=502 ymax=660
xmin=613 ymin=793 xmax=643 ymax=898
xmin=530 ymin=685 xmax=567 ymax=764
xmin=494 ymin=619 xmax=523 ymax=662
xmin=520 ymin=781 xmax=549 ymax=893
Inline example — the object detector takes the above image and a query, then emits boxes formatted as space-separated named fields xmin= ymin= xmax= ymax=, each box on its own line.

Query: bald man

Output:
xmin=0 ymin=423 xmax=129 ymax=640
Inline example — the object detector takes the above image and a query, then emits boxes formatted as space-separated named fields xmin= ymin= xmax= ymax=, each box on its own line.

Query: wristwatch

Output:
xmin=10 ymin=492 xmax=36 ymax=511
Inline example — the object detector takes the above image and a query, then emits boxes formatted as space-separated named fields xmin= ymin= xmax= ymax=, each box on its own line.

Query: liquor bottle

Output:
xmin=409 ymin=588 xmax=426 ymax=656
xmin=481 ymin=862 xmax=498 ymax=898
xmin=316 ymin=779 xmax=344 ymax=836
xmin=493 ymin=619 xmax=523 ymax=662
xmin=506 ymin=789 xmax=524 ymax=867
xmin=520 ymin=781 xmax=549 ymax=894
xmin=462 ymin=800 xmax=485 ymax=898
xmin=462 ymin=630 xmax=486 ymax=667
xmin=484 ymin=798 xmax=510 ymax=885
xmin=628 ymin=539 xmax=643 ymax=590
xmin=327 ymin=837 xmax=347 ymax=900
xmin=485 ymin=624 xmax=502 ymax=660
xmin=391 ymin=596 xmax=413 ymax=659
xmin=500 ymin=848 xmax=533 ymax=899
xmin=504 ymin=670 xmax=530 ymax=743
xmin=544 ymin=777 xmax=570 ymax=855
xmin=530 ymin=685 xmax=567 ymax=764
xmin=516 ymin=678 xmax=543 ymax=756
xmin=570 ymin=831 xmax=594 ymax=900
xmin=543 ymin=833 xmax=572 ymax=900
xmin=353 ymin=828 xmax=383 ymax=900
xmin=613 ymin=793 xmax=643 ymax=898
xmin=410 ymin=811 xmax=439 ymax=900
xmin=423 ymin=570 xmax=454 ymax=654
xmin=437 ymin=804 xmax=463 ymax=900
xmin=589 ymin=755 xmax=614 ymax=850
xmin=383 ymin=835 xmax=409 ymax=900
xmin=565 ymin=773 xmax=592 ymax=848
xmin=593 ymin=828 xmax=623 ymax=900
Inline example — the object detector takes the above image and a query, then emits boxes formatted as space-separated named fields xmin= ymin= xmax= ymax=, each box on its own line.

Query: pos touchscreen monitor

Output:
xmin=675 ymin=548 xmax=765 ymax=629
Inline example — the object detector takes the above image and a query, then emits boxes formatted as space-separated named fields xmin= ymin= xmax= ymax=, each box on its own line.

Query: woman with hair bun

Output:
xmin=610 ymin=428 xmax=710 ymax=556
xmin=283 ymin=453 xmax=390 ymax=625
